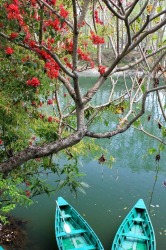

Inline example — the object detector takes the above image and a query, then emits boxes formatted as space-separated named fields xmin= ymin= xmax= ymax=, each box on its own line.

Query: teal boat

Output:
xmin=112 ymin=199 xmax=156 ymax=250
xmin=55 ymin=197 xmax=104 ymax=250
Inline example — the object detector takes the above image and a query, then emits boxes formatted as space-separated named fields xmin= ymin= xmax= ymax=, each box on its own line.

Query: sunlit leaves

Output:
xmin=148 ymin=148 xmax=157 ymax=154
xmin=146 ymin=4 xmax=153 ymax=14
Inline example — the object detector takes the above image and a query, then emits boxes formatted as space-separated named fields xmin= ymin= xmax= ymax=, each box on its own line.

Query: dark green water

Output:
xmin=13 ymin=77 xmax=166 ymax=249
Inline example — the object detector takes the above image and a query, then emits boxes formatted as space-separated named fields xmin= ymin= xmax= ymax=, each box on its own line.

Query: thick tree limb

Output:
xmin=0 ymin=130 xmax=87 ymax=174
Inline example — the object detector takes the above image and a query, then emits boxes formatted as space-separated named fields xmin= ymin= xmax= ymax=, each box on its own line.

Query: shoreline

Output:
xmin=77 ymin=68 xmax=144 ymax=77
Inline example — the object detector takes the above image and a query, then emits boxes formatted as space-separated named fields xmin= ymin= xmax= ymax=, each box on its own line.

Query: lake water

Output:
xmin=12 ymin=77 xmax=166 ymax=249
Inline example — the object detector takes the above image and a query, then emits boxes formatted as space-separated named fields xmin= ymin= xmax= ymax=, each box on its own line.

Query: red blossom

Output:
xmin=59 ymin=4 xmax=69 ymax=18
xmin=90 ymin=31 xmax=105 ymax=45
xmin=30 ymin=0 xmax=37 ymax=6
xmin=7 ymin=4 xmax=19 ymax=13
xmin=98 ymin=65 xmax=106 ymax=75
xmin=50 ymin=0 xmax=56 ymax=5
xmin=10 ymin=32 xmax=18 ymax=39
xmin=63 ymin=57 xmax=73 ymax=69
xmin=27 ymin=77 xmax=40 ymax=87
xmin=5 ymin=47 xmax=14 ymax=55
xmin=6 ymin=3 xmax=24 ymax=25
xmin=44 ymin=59 xmax=59 ymax=79
xmin=50 ymin=18 xmax=60 ymax=31
xmin=39 ymin=114 xmax=45 ymax=119
xmin=0 ymin=139 xmax=3 ymax=145
xmin=47 ymin=99 xmax=53 ymax=105
xmin=39 ymin=101 xmax=43 ymax=107
xmin=48 ymin=116 xmax=53 ymax=122
xmin=28 ymin=40 xmax=37 ymax=48
xmin=78 ymin=21 xmax=86 ymax=28
xmin=94 ymin=10 xmax=103 ymax=25
xmin=31 ymin=101 xmax=37 ymax=106
xmin=77 ymin=48 xmax=91 ymax=61
xmin=90 ymin=61 xmax=95 ymax=68
xmin=25 ymin=190 xmax=31 ymax=197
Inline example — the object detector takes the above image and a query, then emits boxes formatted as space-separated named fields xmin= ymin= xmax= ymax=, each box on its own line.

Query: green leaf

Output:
xmin=159 ymin=143 xmax=165 ymax=151
xmin=148 ymin=148 xmax=157 ymax=154
xmin=156 ymin=6 xmax=162 ymax=13
xmin=133 ymin=119 xmax=141 ymax=128
xmin=162 ymin=128 xmax=166 ymax=137
xmin=141 ymin=84 xmax=146 ymax=93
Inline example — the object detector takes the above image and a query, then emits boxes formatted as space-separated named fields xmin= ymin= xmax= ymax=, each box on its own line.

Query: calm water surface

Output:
xmin=13 ymin=77 xmax=166 ymax=249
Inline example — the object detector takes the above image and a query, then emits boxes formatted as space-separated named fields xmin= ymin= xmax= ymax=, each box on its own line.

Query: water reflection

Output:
xmin=11 ymin=76 xmax=166 ymax=250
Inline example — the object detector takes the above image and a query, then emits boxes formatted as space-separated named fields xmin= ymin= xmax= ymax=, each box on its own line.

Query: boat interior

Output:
xmin=56 ymin=205 xmax=99 ymax=250
xmin=112 ymin=208 xmax=155 ymax=250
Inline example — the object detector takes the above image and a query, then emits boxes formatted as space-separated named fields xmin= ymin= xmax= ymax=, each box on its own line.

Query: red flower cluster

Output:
xmin=60 ymin=4 xmax=69 ymax=18
xmin=30 ymin=0 xmax=37 ymax=6
xmin=78 ymin=21 xmax=86 ymax=28
xmin=47 ymin=99 xmax=53 ymax=105
xmin=27 ymin=77 xmax=40 ymax=87
xmin=48 ymin=116 xmax=53 ymax=122
xmin=98 ymin=65 xmax=106 ymax=75
xmin=0 ymin=139 xmax=3 ymax=145
xmin=77 ymin=48 xmax=91 ymax=61
xmin=37 ymin=49 xmax=50 ymax=60
xmin=48 ymin=116 xmax=59 ymax=123
xmin=10 ymin=32 xmax=18 ymax=39
xmin=50 ymin=0 xmax=57 ymax=5
xmin=63 ymin=39 xmax=73 ymax=52
xmin=50 ymin=18 xmax=60 ymax=31
xmin=90 ymin=31 xmax=105 ymax=45
xmin=94 ymin=10 xmax=103 ymax=25
xmin=25 ymin=190 xmax=31 ymax=197
xmin=5 ymin=2 xmax=24 ymax=26
xmin=44 ymin=59 xmax=60 ymax=79
xmin=5 ymin=47 xmax=14 ymax=55
xmin=64 ymin=58 xmax=73 ymax=69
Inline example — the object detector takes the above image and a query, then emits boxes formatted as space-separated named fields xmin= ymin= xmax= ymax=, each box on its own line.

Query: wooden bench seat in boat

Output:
xmin=122 ymin=233 xmax=149 ymax=240
xmin=57 ymin=229 xmax=86 ymax=237
xmin=132 ymin=217 xmax=145 ymax=222
xmin=60 ymin=214 xmax=72 ymax=219
xmin=69 ymin=244 xmax=96 ymax=250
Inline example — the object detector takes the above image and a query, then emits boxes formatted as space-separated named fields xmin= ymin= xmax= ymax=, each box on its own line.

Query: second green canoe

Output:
xmin=111 ymin=199 xmax=156 ymax=250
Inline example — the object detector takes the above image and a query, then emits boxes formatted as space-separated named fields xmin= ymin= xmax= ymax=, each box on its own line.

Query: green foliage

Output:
xmin=133 ymin=119 xmax=141 ymax=128
xmin=56 ymin=162 xmax=86 ymax=194
xmin=0 ymin=174 xmax=33 ymax=220
xmin=148 ymin=148 xmax=157 ymax=155
xmin=161 ymin=127 xmax=166 ymax=137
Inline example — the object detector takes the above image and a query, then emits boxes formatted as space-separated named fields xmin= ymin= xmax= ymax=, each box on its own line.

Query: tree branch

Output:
xmin=38 ymin=0 xmax=73 ymax=30
xmin=0 ymin=130 xmax=87 ymax=174
xmin=85 ymin=85 xmax=166 ymax=138
xmin=41 ymin=45 xmax=74 ymax=78
xmin=102 ymin=0 xmax=125 ymax=20
xmin=129 ymin=0 xmax=149 ymax=25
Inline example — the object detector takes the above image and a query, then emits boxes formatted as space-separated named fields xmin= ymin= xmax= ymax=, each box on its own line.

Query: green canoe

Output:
xmin=111 ymin=199 xmax=156 ymax=250
xmin=55 ymin=197 xmax=104 ymax=250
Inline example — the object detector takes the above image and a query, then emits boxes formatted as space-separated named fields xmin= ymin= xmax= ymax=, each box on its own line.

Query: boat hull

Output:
xmin=55 ymin=197 xmax=104 ymax=250
xmin=111 ymin=199 xmax=156 ymax=250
